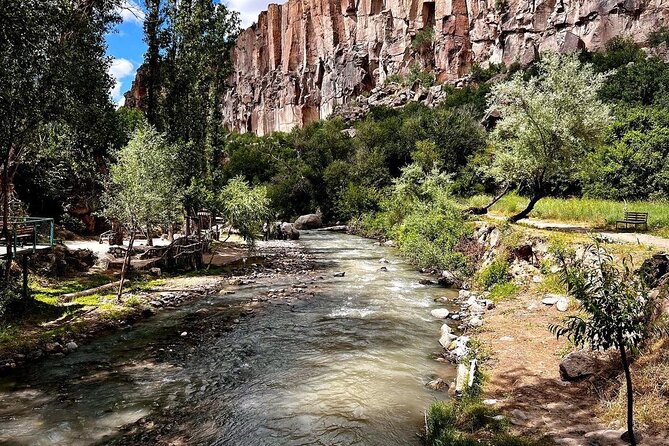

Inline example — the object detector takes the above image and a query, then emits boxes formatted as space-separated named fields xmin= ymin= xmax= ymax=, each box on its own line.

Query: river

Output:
xmin=0 ymin=231 xmax=458 ymax=446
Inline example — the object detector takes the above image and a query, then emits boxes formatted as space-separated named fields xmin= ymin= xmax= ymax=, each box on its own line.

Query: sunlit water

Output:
xmin=0 ymin=232 xmax=458 ymax=445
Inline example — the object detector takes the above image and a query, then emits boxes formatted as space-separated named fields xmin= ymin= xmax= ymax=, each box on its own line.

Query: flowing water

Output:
xmin=0 ymin=232 xmax=458 ymax=446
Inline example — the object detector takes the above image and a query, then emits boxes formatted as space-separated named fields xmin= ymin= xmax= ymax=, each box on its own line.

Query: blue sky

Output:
xmin=106 ymin=0 xmax=272 ymax=105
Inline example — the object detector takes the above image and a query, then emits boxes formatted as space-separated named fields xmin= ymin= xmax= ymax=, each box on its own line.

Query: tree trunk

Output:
xmin=509 ymin=192 xmax=544 ymax=223
xmin=2 ymin=161 xmax=12 ymax=283
xmin=146 ymin=223 xmax=153 ymax=246
xmin=464 ymin=184 xmax=510 ymax=216
xmin=117 ymin=231 xmax=136 ymax=302
xmin=619 ymin=334 xmax=637 ymax=446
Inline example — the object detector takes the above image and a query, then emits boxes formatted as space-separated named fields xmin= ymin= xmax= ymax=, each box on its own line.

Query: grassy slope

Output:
xmin=467 ymin=193 xmax=669 ymax=231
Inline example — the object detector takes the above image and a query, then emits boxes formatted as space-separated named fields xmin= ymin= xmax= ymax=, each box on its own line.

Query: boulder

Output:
xmin=280 ymin=223 xmax=300 ymax=240
xmin=438 ymin=270 xmax=462 ymax=288
xmin=638 ymin=253 xmax=669 ymax=288
xmin=294 ymin=214 xmax=322 ymax=230
xmin=556 ymin=297 xmax=570 ymax=312
xmin=65 ymin=341 xmax=78 ymax=352
xmin=431 ymin=308 xmax=450 ymax=319
xmin=439 ymin=324 xmax=456 ymax=348
xmin=560 ymin=350 xmax=596 ymax=381
xmin=426 ymin=378 xmax=449 ymax=391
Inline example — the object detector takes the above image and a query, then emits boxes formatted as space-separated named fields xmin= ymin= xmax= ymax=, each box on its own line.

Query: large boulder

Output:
xmin=280 ymin=223 xmax=300 ymax=240
xmin=294 ymin=214 xmax=322 ymax=230
xmin=560 ymin=350 xmax=596 ymax=381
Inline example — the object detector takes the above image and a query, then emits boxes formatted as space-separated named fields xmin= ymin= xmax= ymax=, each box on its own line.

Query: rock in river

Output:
xmin=430 ymin=308 xmax=450 ymax=319
xmin=294 ymin=214 xmax=322 ymax=230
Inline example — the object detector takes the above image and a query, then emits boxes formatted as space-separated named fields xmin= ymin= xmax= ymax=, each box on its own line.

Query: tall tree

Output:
xmin=159 ymin=0 xmax=240 ymax=217
xmin=487 ymin=52 xmax=611 ymax=222
xmin=143 ymin=0 xmax=165 ymax=125
xmin=0 ymin=0 xmax=119 ymax=281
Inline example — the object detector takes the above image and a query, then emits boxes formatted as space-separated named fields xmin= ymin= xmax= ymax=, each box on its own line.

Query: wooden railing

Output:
xmin=0 ymin=217 xmax=55 ymax=256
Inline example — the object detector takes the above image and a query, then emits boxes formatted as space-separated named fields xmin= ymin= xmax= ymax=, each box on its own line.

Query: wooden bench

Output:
xmin=616 ymin=212 xmax=648 ymax=231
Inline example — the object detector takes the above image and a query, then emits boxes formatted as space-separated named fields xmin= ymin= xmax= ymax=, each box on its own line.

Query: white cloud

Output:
xmin=224 ymin=0 xmax=271 ymax=28
xmin=108 ymin=58 xmax=135 ymax=106
xmin=118 ymin=0 xmax=145 ymax=25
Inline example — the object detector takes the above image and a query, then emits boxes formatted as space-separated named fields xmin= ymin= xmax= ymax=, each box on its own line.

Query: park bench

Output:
xmin=99 ymin=230 xmax=114 ymax=244
xmin=616 ymin=212 xmax=648 ymax=232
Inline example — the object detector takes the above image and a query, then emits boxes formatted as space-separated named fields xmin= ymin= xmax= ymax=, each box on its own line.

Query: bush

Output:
xmin=476 ymin=257 xmax=511 ymax=290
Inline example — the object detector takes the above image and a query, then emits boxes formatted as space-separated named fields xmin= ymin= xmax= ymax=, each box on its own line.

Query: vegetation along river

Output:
xmin=0 ymin=232 xmax=459 ymax=445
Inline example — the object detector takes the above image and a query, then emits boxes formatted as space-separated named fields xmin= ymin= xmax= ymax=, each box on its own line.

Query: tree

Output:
xmin=488 ymin=52 xmax=611 ymax=222
xmin=102 ymin=123 xmax=182 ymax=299
xmin=217 ymin=177 xmax=270 ymax=247
xmin=550 ymin=244 xmax=667 ymax=445
xmin=0 ymin=0 xmax=120 ymax=280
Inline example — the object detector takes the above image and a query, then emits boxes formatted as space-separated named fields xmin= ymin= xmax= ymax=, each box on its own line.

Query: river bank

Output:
xmin=0 ymin=241 xmax=315 ymax=376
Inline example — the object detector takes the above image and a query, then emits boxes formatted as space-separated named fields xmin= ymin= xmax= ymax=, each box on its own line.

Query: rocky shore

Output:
xmin=0 ymin=241 xmax=317 ymax=376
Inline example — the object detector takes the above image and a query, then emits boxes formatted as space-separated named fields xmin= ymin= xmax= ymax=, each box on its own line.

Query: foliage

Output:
xmin=471 ymin=62 xmax=505 ymax=83
xmin=102 ymin=123 xmax=183 ymax=229
xmin=598 ymin=56 xmax=669 ymax=107
xmin=550 ymin=244 xmax=660 ymax=353
xmin=488 ymin=52 xmax=611 ymax=220
xmin=219 ymin=177 xmax=270 ymax=246
xmin=581 ymin=106 xmax=669 ymax=200
xmin=412 ymin=27 xmax=434 ymax=50
xmin=2 ymin=0 xmax=120 ymax=240
xmin=648 ymin=27 xmax=669 ymax=48
xmin=406 ymin=64 xmax=436 ymax=88
xmin=476 ymin=257 xmax=511 ymax=290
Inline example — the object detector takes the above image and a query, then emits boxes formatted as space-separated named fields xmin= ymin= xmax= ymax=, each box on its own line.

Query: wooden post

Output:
xmin=22 ymin=255 xmax=28 ymax=299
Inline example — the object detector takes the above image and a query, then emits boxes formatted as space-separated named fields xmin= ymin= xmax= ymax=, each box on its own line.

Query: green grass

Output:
xmin=467 ymin=193 xmax=669 ymax=230
xmin=488 ymin=282 xmax=519 ymax=302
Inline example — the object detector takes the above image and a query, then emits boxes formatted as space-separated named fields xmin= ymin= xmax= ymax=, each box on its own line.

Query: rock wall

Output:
xmin=222 ymin=0 xmax=667 ymax=135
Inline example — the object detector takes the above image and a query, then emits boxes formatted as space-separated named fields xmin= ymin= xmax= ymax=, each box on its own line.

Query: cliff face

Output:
xmin=221 ymin=0 xmax=667 ymax=135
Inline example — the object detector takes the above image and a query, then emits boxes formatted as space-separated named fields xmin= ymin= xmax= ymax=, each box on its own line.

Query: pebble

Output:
xmin=430 ymin=308 xmax=450 ymax=319
xmin=180 ymin=332 xmax=188 ymax=337
xmin=556 ymin=297 xmax=570 ymax=312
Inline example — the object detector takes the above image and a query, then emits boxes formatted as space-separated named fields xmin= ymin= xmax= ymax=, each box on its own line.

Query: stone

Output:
xmin=65 ymin=341 xmax=78 ymax=352
xmin=44 ymin=342 xmax=63 ymax=354
xmin=293 ymin=213 xmax=323 ymax=230
xmin=280 ymin=222 xmax=300 ymax=240
xmin=438 ymin=270 xmax=462 ymax=288
xmin=560 ymin=350 xmax=596 ymax=381
xmin=458 ymin=290 xmax=471 ymax=300
xmin=383 ymin=240 xmax=396 ymax=247
xmin=180 ymin=332 xmax=188 ymax=337
xmin=333 ymin=272 xmax=346 ymax=277
xmin=379 ymin=258 xmax=389 ymax=264
xmin=426 ymin=378 xmax=449 ymax=391
xmin=556 ymin=297 xmax=570 ymax=312
xmin=430 ymin=308 xmax=450 ymax=319
xmin=378 ymin=266 xmax=388 ymax=272
xmin=439 ymin=324 xmax=456 ymax=348
xmin=542 ymin=294 xmax=565 ymax=305
xmin=149 ymin=267 xmax=162 ymax=277
xmin=419 ymin=279 xmax=436 ymax=285
xmin=469 ymin=316 xmax=483 ymax=327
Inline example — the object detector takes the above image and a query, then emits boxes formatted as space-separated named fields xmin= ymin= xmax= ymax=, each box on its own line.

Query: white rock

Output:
xmin=459 ymin=290 xmax=471 ymax=300
xmin=556 ymin=297 xmax=570 ymax=312
xmin=532 ymin=275 xmax=543 ymax=283
xmin=431 ymin=308 xmax=450 ymax=319
xmin=65 ymin=341 xmax=78 ymax=351
xmin=180 ymin=331 xmax=188 ymax=337
xmin=469 ymin=316 xmax=483 ymax=327
xmin=465 ymin=295 xmax=477 ymax=307
xmin=439 ymin=324 xmax=456 ymax=348
xmin=483 ymin=399 xmax=498 ymax=405
xmin=468 ymin=302 xmax=485 ymax=314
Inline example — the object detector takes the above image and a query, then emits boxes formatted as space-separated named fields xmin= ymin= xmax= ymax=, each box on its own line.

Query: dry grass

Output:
xmin=600 ymin=339 xmax=669 ymax=435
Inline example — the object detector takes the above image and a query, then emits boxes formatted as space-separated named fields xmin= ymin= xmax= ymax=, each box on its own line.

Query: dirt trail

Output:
xmin=477 ymin=290 xmax=669 ymax=445
xmin=489 ymin=215 xmax=669 ymax=251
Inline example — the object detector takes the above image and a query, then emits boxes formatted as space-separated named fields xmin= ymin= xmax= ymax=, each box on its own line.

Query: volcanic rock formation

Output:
xmin=125 ymin=0 xmax=668 ymax=135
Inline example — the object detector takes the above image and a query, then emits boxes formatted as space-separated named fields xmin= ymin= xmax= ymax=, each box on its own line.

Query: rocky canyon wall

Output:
xmin=222 ymin=0 xmax=667 ymax=135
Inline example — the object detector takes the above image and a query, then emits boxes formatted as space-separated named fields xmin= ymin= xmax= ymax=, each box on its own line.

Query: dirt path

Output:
xmin=477 ymin=289 xmax=669 ymax=445
xmin=489 ymin=215 xmax=669 ymax=251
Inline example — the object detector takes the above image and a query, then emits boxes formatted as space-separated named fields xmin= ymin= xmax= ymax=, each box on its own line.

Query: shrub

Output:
xmin=476 ymin=257 xmax=511 ymax=290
